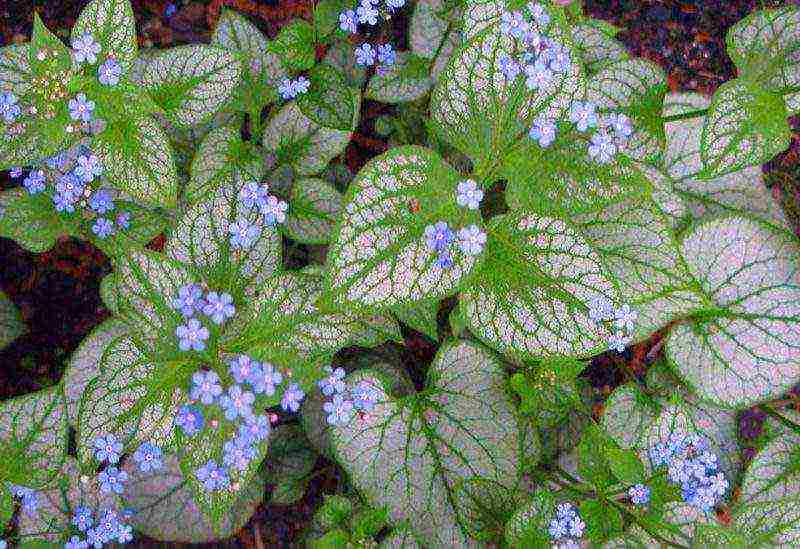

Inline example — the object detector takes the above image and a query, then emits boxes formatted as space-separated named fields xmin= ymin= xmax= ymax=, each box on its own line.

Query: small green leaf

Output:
xmin=142 ymin=45 xmax=243 ymax=128
xmin=271 ymin=20 xmax=316 ymax=72
xmin=580 ymin=499 xmax=624 ymax=543
xmin=72 ymin=0 xmax=138 ymax=74
xmin=352 ymin=506 xmax=390 ymax=541
xmin=0 ymin=291 xmax=24 ymax=351
xmin=601 ymin=384 xmax=656 ymax=450
xmin=298 ymin=63 xmax=358 ymax=132
xmin=0 ymin=483 xmax=12 ymax=523
xmin=284 ymin=177 xmax=343 ymax=245
xmin=310 ymin=529 xmax=351 ymax=549
xmin=392 ymin=300 xmax=439 ymax=341
xmin=314 ymin=0 xmax=350 ymax=41
xmin=366 ymin=52 xmax=434 ymax=104
xmin=699 ymin=79 xmax=790 ymax=179
xmin=577 ymin=424 xmax=615 ymax=489
xmin=0 ymin=189 xmax=69 ymax=253
xmin=30 ymin=13 xmax=71 ymax=76
xmin=604 ymin=447 xmax=645 ymax=485
xmin=504 ymin=489 xmax=556 ymax=547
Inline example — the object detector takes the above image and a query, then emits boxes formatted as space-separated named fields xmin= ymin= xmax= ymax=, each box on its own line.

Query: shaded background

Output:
xmin=1 ymin=0 xmax=799 ymax=546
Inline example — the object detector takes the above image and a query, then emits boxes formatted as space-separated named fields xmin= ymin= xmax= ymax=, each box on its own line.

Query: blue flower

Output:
xmin=116 ymin=211 xmax=131 ymax=229
xmin=0 ymin=92 xmax=22 ymax=123
xmin=260 ymin=195 xmax=288 ymax=226
xmin=176 ymin=318 xmax=210 ymax=351
xmin=85 ymin=527 xmax=104 ymax=548
xmin=339 ymin=9 xmax=358 ymax=33
xmin=278 ymin=78 xmax=298 ymax=100
xmin=318 ymin=366 xmax=346 ymax=396
xmin=239 ymin=181 xmax=269 ymax=209
xmin=498 ymin=54 xmax=521 ymax=80
xmin=500 ymin=11 xmax=529 ymax=38
xmin=294 ymin=76 xmax=311 ymax=95
xmin=69 ymin=93 xmax=96 ymax=122
xmin=202 ymin=291 xmax=235 ymax=324
xmin=23 ymin=169 xmax=46 ymax=194
xmin=569 ymin=101 xmax=598 ymax=132
xmin=133 ymin=442 xmax=163 ymax=472
xmin=76 ymin=154 xmax=103 ymax=183
xmin=377 ymin=44 xmax=396 ymax=66
xmin=612 ymin=304 xmax=637 ymax=333
xmin=229 ymin=355 xmax=259 ymax=385
xmin=545 ymin=44 xmax=572 ymax=73
xmin=195 ymin=460 xmax=229 ymax=492
xmin=588 ymin=130 xmax=617 ymax=164
xmin=354 ymin=43 xmax=376 ymax=66
xmin=607 ymin=112 xmax=633 ymax=139
xmin=116 ymin=524 xmax=133 ymax=543
xmin=164 ymin=3 xmax=177 ymax=17
xmin=324 ymin=394 xmax=354 ymax=426
xmin=386 ymin=0 xmax=405 ymax=8
xmin=220 ymin=384 xmax=255 ymax=421
xmin=98 ymin=466 xmax=128 ymax=494
xmin=175 ymin=404 xmax=204 ymax=436
xmin=223 ymin=436 xmax=257 ymax=471
xmin=173 ymin=284 xmax=204 ymax=317
xmin=53 ymin=191 xmax=78 ymax=213
xmin=435 ymin=250 xmax=454 ymax=270
xmin=281 ymin=383 xmax=305 ymax=412
xmin=608 ymin=331 xmax=629 ymax=353
xmin=456 ymin=179 xmax=483 ymax=210
xmin=357 ymin=1 xmax=378 ymax=25
xmin=250 ymin=361 xmax=283 ymax=395
xmin=92 ymin=218 xmax=115 ymax=239
xmin=0 ymin=540 xmax=6 ymax=549
xmin=56 ymin=172 xmax=85 ymax=201
xmin=20 ymin=489 xmax=39 ymax=515
xmin=98 ymin=58 xmax=122 ymax=86
xmin=628 ymin=483 xmax=650 ymax=505
xmin=524 ymin=61 xmax=553 ymax=90
xmin=239 ymin=414 xmax=271 ymax=443
xmin=9 ymin=166 xmax=22 ymax=178
xmin=352 ymin=380 xmax=380 ymax=411
xmin=89 ymin=188 xmax=115 ymax=214
xmin=94 ymin=434 xmax=122 ymax=463
xmin=528 ymin=3 xmax=550 ymax=25
xmin=96 ymin=509 xmax=122 ymax=542
xmin=72 ymin=33 xmax=102 ymax=64
xmin=529 ymin=117 xmax=557 ymax=147
xmin=229 ymin=217 xmax=261 ymax=249
xmin=72 ymin=505 xmax=94 ymax=532
xmin=46 ymin=152 xmax=68 ymax=170
xmin=424 ymin=221 xmax=454 ymax=252
xmin=190 ymin=369 xmax=223 ymax=405
xmin=65 ymin=535 xmax=89 ymax=549
xmin=458 ymin=224 xmax=487 ymax=256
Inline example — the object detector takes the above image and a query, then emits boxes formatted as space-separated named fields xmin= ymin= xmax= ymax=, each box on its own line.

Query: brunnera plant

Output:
xmin=0 ymin=0 xmax=799 ymax=547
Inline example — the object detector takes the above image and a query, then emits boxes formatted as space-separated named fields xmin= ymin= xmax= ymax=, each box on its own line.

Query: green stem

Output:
xmin=661 ymin=108 xmax=708 ymax=124
xmin=249 ymin=104 xmax=263 ymax=142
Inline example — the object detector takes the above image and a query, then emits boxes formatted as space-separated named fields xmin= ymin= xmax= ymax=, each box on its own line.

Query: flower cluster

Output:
xmin=339 ymin=0 xmax=402 ymax=72
xmin=548 ymin=502 xmax=586 ymax=546
xmin=67 ymin=504 xmax=134 ymax=547
xmin=278 ymin=76 xmax=311 ymax=101
xmin=231 ymin=180 xmax=288 ymax=249
xmin=648 ymin=432 xmax=728 ymax=513
xmin=627 ymin=483 xmax=651 ymax=505
xmin=317 ymin=366 xmax=381 ymax=426
xmin=8 ymin=483 xmax=39 ymax=516
xmin=172 ymin=284 xmax=236 ymax=351
xmin=177 ymin=354 xmax=305 ymax=493
xmin=568 ymin=101 xmax=633 ymax=164
xmin=587 ymin=298 xmax=638 ymax=354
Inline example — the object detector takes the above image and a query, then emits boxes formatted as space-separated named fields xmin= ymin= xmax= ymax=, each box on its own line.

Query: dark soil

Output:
xmin=1 ymin=0 xmax=799 ymax=547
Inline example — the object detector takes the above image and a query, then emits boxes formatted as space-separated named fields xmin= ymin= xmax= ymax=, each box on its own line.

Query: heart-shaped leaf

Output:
xmin=726 ymin=6 xmax=800 ymax=114
xmin=95 ymin=111 xmax=179 ymax=208
xmin=76 ymin=336 xmax=187 ymax=467
xmin=665 ymin=216 xmax=800 ymax=409
xmin=572 ymin=22 xmax=630 ymax=74
xmin=122 ymin=453 xmax=263 ymax=543
xmin=0 ymin=189 xmax=70 ymax=253
xmin=601 ymin=384 xmax=657 ymax=450
xmin=462 ymin=211 xmax=619 ymax=363
xmin=298 ymin=63 xmax=358 ymax=131
xmin=271 ymin=20 xmax=315 ymax=72
xmin=30 ymin=14 xmax=71 ymax=76
xmin=72 ymin=0 xmax=138 ymax=74
xmin=142 ymin=45 xmax=242 ymax=128
xmin=329 ymin=340 xmax=534 ymax=547
xmin=324 ymin=41 xmax=367 ymax=88
xmin=504 ymin=489 xmax=556 ymax=547
xmin=431 ymin=2 xmax=585 ymax=176
xmin=366 ymin=52 xmax=434 ymax=104
xmin=262 ymin=99 xmax=357 ymax=176
xmin=164 ymin=177 xmax=281 ymax=299
xmin=323 ymin=146 xmax=482 ymax=312
xmin=0 ymin=385 xmax=67 ymax=488
xmin=586 ymin=58 xmax=667 ymax=163
xmin=663 ymin=92 xmax=792 ymax=232
xmin=0 ymin=291 xmax=24 ymax=350
xmin=699 ymin=78 xmax=790 ymax=179
xmin=63 ymin=318 xmax=129 ymax=425
xmin=740 ymin=417 xmax=800 ymax=504
xmin=409 ymin=0 xmax=461 ymax=81
xmin=185 ymin=124 xmax=244 ymax=204
xmin=733 ymin=497 xmax=800 ymax=546
xmin=284 ymin=177 xmax=343 ymax=245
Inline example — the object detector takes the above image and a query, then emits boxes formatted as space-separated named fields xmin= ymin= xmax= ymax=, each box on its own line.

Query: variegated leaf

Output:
xmin=431 ymin=1 xmax=585 ymax=176
xmin=586 ymin=58 xmax=667 ymax=163
xmin=0 ymin=43 xmax=33 ymax=96
xmin=504 ymin=489 xmax=556 ymax=547
xmin=740 ymin=418 xmax=800 ymax=504
xmin=185 ymin=124 xmax=243 ymax=204
xmin=699 ymin=78 xmax=790 ymax=179
xmin=0 ymin=189 xmax=69 ymax=253
xmin=298 ymin=63 xmax=358 ymax=132
xmin=123 ymin=453 xmax=263 ymax=543
xmin=142 ymin=45 xmax=242 ymax=128
xmin=329 ymin=340 xmax=531 ymax=548
xmin=663 ymin=92 xmax=791 ymax=232
xmin=726 ymin=6 xmax=800 ymax=114
xmin=262 ymin=99 xmax=357 ymax=176
xmin=0 ymin=291 xmax=24 ymax=350
xmin=165 ymin=177 xmax=281 ymax=299
xmin=76 ymin=336 xmax=187 ymax=467
xmin=63 ymin=318 xmax=129 ymax=425
xmin=284 ymin=177 xmax=342 ymax=245
xmin=393 ymin=299 xmax=439 ymax=341
xmin=734 ymin=497 xmax=800 ymax=547
xmin=666 ymin=216 xmax=800 ymax=409
xmin=366 ymin=52 xmax=433 ymax=104
xmin=601 ymin=384 xmax=657 ymax=450
xmin=323 ymin=146 xmax=482 ymax=312
xmin=409 ymin=0 xmax=461 ymax=81
xmin=72 ymin=0 xmax=137 ymax=74
xmin=462 ymin=211 xmax=619 ymax=363
xmin=99 ymin=273 xmax=119 ymax=314
xmin=571 ymin=22 xmax=630 ymax=74
xmin=0 ymin=386 xmax=68 ymax=488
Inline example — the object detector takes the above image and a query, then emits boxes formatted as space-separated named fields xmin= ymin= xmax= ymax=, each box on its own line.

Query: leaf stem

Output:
xmin=661 ymin=108 xmax=708 ymax=124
